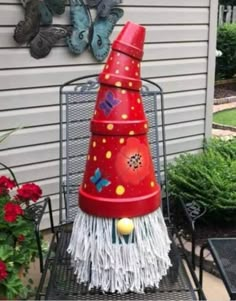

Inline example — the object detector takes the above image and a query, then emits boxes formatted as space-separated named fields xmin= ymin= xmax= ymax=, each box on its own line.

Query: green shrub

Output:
xmin=216 ymin=23 xmax=236 ymax=79
xmin=167 ymin=138 xmax=236 ymax=224
xmin=219 ymin=0 xmax=236 ymax=5
xmin=204 ymin=137 xmax=236 ymax=160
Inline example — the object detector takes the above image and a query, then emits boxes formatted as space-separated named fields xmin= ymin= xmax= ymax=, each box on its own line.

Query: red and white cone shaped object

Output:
xmin=68 ymin=22 xmax=171 ymax=294
xmin=79 ymin=21 xmax=161 ymax=218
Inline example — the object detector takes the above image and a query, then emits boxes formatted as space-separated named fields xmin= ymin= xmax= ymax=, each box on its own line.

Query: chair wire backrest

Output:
xmin=59 ymin=75 xmax=170 ymax=224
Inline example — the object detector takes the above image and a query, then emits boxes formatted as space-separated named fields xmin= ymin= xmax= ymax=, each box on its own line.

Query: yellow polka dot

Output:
xmin=125 ymin=66 xmax=129 ymax=71
xmin=116 ymin=185 xmax=125 ymax=196
xmin=105 ymin=65 xmax=109 ymax=69
xmin=102 ymin=138 xmax=106 ymax=143
xmin=87 ymin=155 xmax=90 ymax=160
xmin=107 ymin=124 xmax=114 ymax=130
xmin=105 ymin=74 xmax=110 ymax=80
xmin=131 ymin=106 xmax=135 ymax=110
xmin=93 ymin=156 xmax=97 ymax=161
xmin=144 ymin=123 xmax=148 ymax=129
xmin=121 ymin=90 xmax=126 ymax=94
xmin=115 ymin=69 xmax=119 ymax=74
xmin=137 ymin=98 xmax=141 ymax=104
xmin=115 ymin=81 xmax=122 ymax=87
xmin=120 ymin=138 xmax=125 ymax=144
xmin=106 ymin=151 xmax=112 ymax=159
xmin=150 ymin=181 xmax=155 ymax=187
xmin=129 ymin=82 xmax=133 ymax=87
xmin=92 ymin=141 xmax=96 ymax=148
xmin=129 ymin=131 xmax=135 ymax=135
xmin=121 ymin=114 xmax=128 ymax=120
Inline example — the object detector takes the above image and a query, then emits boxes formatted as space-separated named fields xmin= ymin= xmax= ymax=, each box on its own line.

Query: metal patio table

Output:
xmin=200 ymin=238 xmax=236 ymax=301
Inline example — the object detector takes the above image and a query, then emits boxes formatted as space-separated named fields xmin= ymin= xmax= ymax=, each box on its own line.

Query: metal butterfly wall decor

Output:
xmin=14 ymin=0 xmax=69 ymax=59
xmin=20 ymin=0 xmax=66 ymax=25
xmin=39 ymin=0 xmax=66 ymax=25
xmin=66 ymin=0 xmax=124 ymax=62
xmin=86 ymin=0 xmax=122 ymax=18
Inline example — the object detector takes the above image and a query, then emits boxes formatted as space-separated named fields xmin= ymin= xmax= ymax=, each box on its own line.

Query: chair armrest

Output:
xmin=25 ymin=197 xmax=55 ymax=273
xmin=177 ymin=200 xmax=207 ymax=270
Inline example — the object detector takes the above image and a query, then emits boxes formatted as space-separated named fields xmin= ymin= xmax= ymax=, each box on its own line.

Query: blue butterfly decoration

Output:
xmin=99 ymin=91 xmax=120 ymax=116
xmin=90 ymin=168 xmax=111 ymax=192
xmin=86 ymin=0 xmax=122 ymax=18
xmin=67 ymin=0 xmax=124 ymax=62
xmin=39 ymin=0 xmax=66 ymax=25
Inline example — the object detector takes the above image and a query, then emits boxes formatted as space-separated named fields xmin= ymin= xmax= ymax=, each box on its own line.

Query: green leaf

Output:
xmin=5 ymin=273 xmax=28 ymax=300
xmin=0 ymin=127 xmax=22 ymax=144
xmin=0 ymin=245 xmax=14 ymax=261
xmin=0 ymin=232 xmax=8 ymax=241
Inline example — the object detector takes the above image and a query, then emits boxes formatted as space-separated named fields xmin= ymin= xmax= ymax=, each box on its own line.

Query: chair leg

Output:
xmin=199 ymin=243 xmax=208 ymax=287
xmin=47 ymin=197 xmax=55 ymax=234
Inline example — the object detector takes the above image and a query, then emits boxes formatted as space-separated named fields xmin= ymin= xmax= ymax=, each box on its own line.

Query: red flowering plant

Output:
xmin=0 ymin=173 xmax=42 ymax=299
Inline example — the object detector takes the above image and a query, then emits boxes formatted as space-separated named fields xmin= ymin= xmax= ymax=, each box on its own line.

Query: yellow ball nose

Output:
xmin=117 ymin=218 xmax=134 ymax=235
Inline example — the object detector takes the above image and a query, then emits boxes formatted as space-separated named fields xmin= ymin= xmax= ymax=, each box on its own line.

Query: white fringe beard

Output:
xmin=67 ymin=208 xmax=172 ymax=294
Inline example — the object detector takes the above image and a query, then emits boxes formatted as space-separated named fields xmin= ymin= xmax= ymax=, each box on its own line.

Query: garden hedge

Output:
xmin=167 ymin=138 xmax=236 ymax=224
xmin=216 ymin=23 xmax=236 ymax=79
xmin=219 ymin=0 xmax=236 ymax=5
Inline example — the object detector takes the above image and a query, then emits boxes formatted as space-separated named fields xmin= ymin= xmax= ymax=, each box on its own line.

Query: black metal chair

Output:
xmin=36 ymin=75 xmax=206 ymax=300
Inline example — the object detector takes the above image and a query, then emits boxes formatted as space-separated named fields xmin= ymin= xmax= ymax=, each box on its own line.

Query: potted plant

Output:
xmin=0 ymin=170 xmax=43 ymax=299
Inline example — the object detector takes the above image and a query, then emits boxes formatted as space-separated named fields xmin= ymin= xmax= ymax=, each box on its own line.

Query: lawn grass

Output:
xmin=213 ymin=108 xmax=236 ymax=126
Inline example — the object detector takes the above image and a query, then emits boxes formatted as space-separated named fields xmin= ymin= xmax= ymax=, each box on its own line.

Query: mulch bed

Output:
xmin=180 ymin=220 xmax=236 ymax=247
xmin=214 ymin=83 xmax=236 ymax=99
xmin=180 ymin=222 xmax=236 ymax=278
xmin=193 ymin=223 xmax=236 ymax=246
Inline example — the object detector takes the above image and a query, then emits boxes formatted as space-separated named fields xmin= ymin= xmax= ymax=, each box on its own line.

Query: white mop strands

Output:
xmin=67 ymin=208 xmax=172 ymax=294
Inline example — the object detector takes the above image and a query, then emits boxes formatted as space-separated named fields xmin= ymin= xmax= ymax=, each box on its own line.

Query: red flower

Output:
xmin=16 ymin=183 xmax=42 ymax=203
xmin=115 ymin=137 xmax=150 ymax=185
xmin=0 ymin=176 xmax=16 ymax=195
xmin=4 ymin=202 xmax=24 ymax=223
xmin=0 ymin=261 xmax=8 ymax=282
xmin=17 ymin=234 xmax=25 ymax=242
xmin=0 ymin=176 xmax=16 ymax=189
xmin=0 ymin=187 xmax=6 ymax=196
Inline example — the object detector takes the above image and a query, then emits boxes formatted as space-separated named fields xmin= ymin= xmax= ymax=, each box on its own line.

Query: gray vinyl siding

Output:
xmin=0 ymin=0 xmax=217 ymax=228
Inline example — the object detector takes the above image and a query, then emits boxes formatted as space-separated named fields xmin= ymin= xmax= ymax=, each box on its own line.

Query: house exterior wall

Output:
xmin=0 ymin=0 xmax=218 ymax=228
